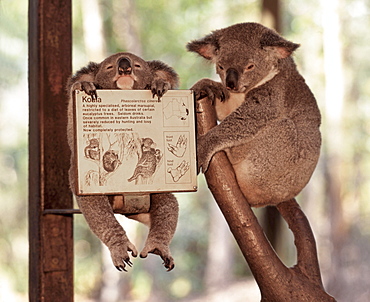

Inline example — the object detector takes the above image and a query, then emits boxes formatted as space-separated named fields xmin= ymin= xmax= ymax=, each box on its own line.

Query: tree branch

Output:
xmin=276 ymin=199 xmax=323 ymax=286
xmin=196 ymin=96 xmax=336 ymax=301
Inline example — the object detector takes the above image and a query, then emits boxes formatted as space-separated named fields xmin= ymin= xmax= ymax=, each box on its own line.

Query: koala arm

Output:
xmin=148 ymin=60 xmax=179 ymax=98
xmin=67 ymin=62 xmax=100 ymax=99
xmin=197 ymin=88 xmax=279 ymax=172
xmin=197 ymin=106 xmax=265 ymax=172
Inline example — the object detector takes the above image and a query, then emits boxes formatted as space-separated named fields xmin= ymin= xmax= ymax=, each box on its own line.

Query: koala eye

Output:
xmin=106 ymin=65 xmax=114 ymax=70
xmin=218 ymin=64 xmax=224 ymax=70
xmin=134 ymin=64 xmax=141 ymax=68
xmin=245 ymin=63 xmax=255 ymax=71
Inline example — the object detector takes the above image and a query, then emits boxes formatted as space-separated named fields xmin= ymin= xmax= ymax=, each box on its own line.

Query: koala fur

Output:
xmin=67 ymin=52 xmax=179 ymax=271
xmin=187 ymin=22 xmax=321 ymax=207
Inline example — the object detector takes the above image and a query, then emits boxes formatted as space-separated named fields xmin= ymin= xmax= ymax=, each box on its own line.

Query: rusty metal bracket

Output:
xmin=42 ymin=193 xmax=151 ymax=215
xmin=112 ymin=193 xmax=151 ymax=214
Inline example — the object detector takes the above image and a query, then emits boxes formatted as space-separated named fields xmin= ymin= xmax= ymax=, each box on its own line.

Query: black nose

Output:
xmin=118 ymin=57 xmax=132 ymax=75
xmin=225 ymin=68 xmax=239 ymax=90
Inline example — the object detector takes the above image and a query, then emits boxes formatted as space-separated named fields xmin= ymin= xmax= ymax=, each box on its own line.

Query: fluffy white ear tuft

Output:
xmin=260 ymin=30 xmax=300 ymax=59
xmin=187 ymin=32 xmax=220 ymax=61
xmin=264 ymin=46 xmax=296 ymax=59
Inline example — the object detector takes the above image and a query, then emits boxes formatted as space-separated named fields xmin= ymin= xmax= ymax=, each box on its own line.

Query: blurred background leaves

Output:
xmin=1 ymin=0 xmax=370 ymax=301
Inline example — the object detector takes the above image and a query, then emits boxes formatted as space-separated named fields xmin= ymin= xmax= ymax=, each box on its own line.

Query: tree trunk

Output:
xmin=196 ymin=96 xmax=336 ymax=301
xmin=261 ymin=0 xmax=281 ymax=32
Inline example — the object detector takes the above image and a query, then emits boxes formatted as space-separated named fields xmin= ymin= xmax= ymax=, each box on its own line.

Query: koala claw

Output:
xmin=196 ymin=135 xmax=212 ymax=173
xmin=203 ymin=87 xmax=225 ymax=103
xmin=151 ymin=79 xmax=170 ymax=100
xmin=163 ymin=257 xmax=175 ymax=272
xmin=191 ymin=79 xmax=229 ymax=103
xmin=110 ymin=241 xmax=138 ymax=272
xmin=72 ymin=81 xmax=98 ymax=100
xmin=152 ymin=88 xmax=165 ymax=100
xmin=140 ymin=243 xmax=175 ymax=271
xmin=115 ymin=259 xmax=133 ymax=272
xmin=197 ymin=158 xmax=211 ymax=174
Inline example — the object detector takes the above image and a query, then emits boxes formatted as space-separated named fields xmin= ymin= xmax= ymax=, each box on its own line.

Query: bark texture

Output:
xmin=196 ymin=96 xmax=336 ymax=301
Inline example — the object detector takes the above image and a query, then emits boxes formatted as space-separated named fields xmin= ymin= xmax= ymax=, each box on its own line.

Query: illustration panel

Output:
xmin=164 ymin=132 xmax=192 ymax=184
xmin=74 ymin=90 xmax=197 ymax=194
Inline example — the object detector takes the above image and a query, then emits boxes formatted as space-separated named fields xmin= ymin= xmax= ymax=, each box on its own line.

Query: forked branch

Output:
xmin=196 ymin=96 xmax=335 ymax=301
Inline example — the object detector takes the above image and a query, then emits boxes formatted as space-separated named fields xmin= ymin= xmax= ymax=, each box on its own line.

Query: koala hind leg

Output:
xmin=77 ymin=195 xmax=138 ymax=271
xmin=132 ymin=193 xmax=179 ymax=271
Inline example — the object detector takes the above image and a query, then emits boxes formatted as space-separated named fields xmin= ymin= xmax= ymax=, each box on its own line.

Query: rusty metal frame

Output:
xmin=29 ymin=0 xmax=74 ymax=301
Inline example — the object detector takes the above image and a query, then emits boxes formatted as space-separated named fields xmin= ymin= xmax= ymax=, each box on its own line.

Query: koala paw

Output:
xmin=191 ymin=79 xmax=229 ymax=103
xmin=151 ymin=78 xmax=170 ymax=100
xmin=140 ymin=242 xmax=175 ymax=271
xmin=196 ymin=135 xmax=212 ymax=173
xmin=71 ymin=81 xmax=98 ymax=100
xmin=110 ymin=241 xmax=138 ymax=272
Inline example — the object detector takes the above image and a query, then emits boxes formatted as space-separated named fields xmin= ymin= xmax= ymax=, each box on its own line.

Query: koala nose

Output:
xmin=118 ymin=57 xmax=132 ymax=75
xmin=226 ymin=68 xmax=239 ymax=90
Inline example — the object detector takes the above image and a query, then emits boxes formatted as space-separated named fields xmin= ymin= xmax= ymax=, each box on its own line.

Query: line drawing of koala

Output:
xmin=67 ymin=52 xmax=179 ymax=271
xmin=84 ymin=138 xmax=100 ymax=160
xmin=102 ymin=149 xmax=120 ymax=172
xmin=127 ymin=137 xmax=162 ymax=184
xmin=187 ymin=22 xmax=321 ymax=207
xmin=83 ymin=133 xmax=130 ymax=187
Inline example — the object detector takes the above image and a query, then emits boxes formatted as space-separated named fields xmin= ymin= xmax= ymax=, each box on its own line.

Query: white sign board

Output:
xmin=73 ymin=90 xmax=197 ymax=195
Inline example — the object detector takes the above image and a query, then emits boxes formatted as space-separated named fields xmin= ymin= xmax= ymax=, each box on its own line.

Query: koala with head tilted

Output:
xmin=187 ymin=22 xmax=321 ymax=206
xmin=67 ymin=52 xmax=179 ymax=271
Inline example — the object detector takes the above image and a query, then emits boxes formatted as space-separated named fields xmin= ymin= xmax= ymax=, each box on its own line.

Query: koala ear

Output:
xmin=187 ymin=33 xmax=220 ymax=60
xmin=260 ymin=30 xmax=300 ymax=59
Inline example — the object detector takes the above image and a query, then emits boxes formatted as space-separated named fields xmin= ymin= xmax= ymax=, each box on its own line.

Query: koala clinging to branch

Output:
xmin=67 ymin=52 xmax=179 ymax=271
xmin=187 ymin=22 xmax=321 ymax=206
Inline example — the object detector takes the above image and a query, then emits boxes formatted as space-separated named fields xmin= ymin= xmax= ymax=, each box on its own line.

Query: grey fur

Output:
xmin=67 ymin=52 xmax=179 ymax=271
xmin=187 ymin=22 xmax=321 ymax=207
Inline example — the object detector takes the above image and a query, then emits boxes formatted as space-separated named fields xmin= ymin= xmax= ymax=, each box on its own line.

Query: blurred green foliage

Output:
xmin=0 ymin=1 xmax=29 ymax=301
xmin=1 ymin=0 xmax=370 ymax=301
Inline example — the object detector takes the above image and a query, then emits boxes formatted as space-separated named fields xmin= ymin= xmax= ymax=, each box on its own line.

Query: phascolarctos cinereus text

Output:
xmin=187 ymin=22 xmax=321 ymax=206
xmin=67 ymin=52 xmax=179 ymax=271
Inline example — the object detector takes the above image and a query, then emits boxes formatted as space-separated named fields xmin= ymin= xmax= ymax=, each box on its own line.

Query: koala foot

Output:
xmin=167 ymin=160 xmax=190 ymax=182
xmin=191 ymin=78 xmax=229 ymax=103
xmin=110 ymin=241 xmax=138 ymax=272
xmin=140 ymin=242 xmax=175 ymax=271
xmin=71 ymin=81 xmax=99 ymax=100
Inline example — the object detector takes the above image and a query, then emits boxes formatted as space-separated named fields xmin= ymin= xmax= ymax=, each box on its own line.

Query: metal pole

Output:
xmin=29 ymin=0 xmax=73 ymax=300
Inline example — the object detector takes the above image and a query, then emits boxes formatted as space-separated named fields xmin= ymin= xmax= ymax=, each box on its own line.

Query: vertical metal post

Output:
xmin=29 ymin=0 xmax=73 ymax=301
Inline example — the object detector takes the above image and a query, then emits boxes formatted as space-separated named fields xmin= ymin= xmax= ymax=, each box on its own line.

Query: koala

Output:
xmin=84 ymin=138 xmax=100 ymax=160
xmin=128 ymin=138 xmax=161 ymax=183
xmin=67 ymin=52 xmax=179 ymax=271
xmin=187 ymin=22 xmax=321 ymax=207
xmin=102 ymin=150 xmax=120 ymax=173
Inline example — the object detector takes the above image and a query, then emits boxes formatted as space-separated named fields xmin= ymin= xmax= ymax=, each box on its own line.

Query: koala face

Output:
xmin=187 ymin=22 xmax=299 ymax=93
xmin=95 ymin=52 xmax=154 ymax=90
xmin=214 ymin=39 xmax=280 ymax=93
